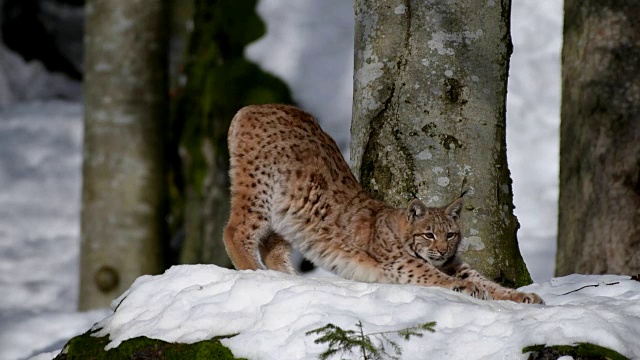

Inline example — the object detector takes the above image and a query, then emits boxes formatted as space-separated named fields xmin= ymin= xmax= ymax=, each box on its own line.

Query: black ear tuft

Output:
xmin=407 ymin=199 xmax=428 ymax=222
xmin=445 ymin=196 xmax=464 ymax=221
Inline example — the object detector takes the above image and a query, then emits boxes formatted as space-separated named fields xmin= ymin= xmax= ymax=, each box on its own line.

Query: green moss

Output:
xmin=460 ymin=232 xmax=532 ymax=289
xmin=54 ymin=330 xmax=245 ymax=360
xmin=487 ymin=117 xmax=533 ymax=288
xmin=523 ymin=343 xmax=629 ymax=360
xmin=489 ymin=244 xmax=532 ymax=288
xmin=166 ymin=0 xmax=293 ymax=265
xmin=512 ymin=255 xmax=534 ymax=287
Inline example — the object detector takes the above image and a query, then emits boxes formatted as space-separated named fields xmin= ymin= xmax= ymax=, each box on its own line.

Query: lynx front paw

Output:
xmin=451 ymin=281 xmax=486 ymax=299
xmin=509 ymin=291 xmax=545 ymax=305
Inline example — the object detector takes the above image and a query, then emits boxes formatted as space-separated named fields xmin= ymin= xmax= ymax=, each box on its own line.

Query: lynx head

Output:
xmin=404 ymin=196 xmax=464 ymax=267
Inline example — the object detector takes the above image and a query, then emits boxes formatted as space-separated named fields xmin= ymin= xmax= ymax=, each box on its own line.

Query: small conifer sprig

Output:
xmin=306 ymin=320 xmax=436 ymax=360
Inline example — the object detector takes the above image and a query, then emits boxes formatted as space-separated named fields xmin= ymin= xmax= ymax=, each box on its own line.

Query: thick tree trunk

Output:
xmin=351 ymin=0 xmax=532 ymax=287
xmin=80 ymin=0 xmax=167 ymax=310
xmin=557 ymin=1 xmax=640 ymax=276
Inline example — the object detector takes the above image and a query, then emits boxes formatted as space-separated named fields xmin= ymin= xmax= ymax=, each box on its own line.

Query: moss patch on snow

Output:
xmin=54 ymin=330 xmax=244 ymax=360
xmin=523 ymin=342 xmax=629 ymax=360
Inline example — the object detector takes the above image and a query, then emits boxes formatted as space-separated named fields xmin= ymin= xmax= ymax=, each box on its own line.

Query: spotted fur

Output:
xmin=223 ymin=104 xmax=543 ymax=304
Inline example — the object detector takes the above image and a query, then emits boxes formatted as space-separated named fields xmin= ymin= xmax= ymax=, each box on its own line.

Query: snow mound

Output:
xmin=93 ymin=265 xmax=640 ymax=360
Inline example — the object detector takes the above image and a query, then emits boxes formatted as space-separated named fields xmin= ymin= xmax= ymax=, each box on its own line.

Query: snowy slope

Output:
xmin=92 ymin=265 xmax=640 ymax=360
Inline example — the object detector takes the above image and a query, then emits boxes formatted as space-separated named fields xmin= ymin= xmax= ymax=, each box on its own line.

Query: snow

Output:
xmin=506 ymin=1 xmax=563 ymax=283
xmin=3 ymin=309 xmax=111 ymax=360
xmin=0 ymin=44 xmax=81 ymax=106
xmin=91 ymin=265 xmax=640 ymax=360
xmin=0 ymin=101 xmax=110 ymax=360
xmin=0 ymin=101 xmax=83 ymax=313
xmin=2 ymin=1 xmax=610 ymax=360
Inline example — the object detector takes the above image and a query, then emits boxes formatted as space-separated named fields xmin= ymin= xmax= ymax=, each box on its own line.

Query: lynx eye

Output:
xmin=422 ymin=233 xmax=435 ymax=240
xmin=446 ymin=232 xmax=456 ymax=239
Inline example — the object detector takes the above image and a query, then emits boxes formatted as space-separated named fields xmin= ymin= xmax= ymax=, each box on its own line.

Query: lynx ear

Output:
xmin=445 ymin=197 xmax=464 ymax=221
xmin=407 ymin=199 xmax=428 ymax=222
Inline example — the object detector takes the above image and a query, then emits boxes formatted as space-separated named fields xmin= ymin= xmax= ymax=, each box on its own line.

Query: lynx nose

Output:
xmin=436 ymin=245 xmax=448 ymax=255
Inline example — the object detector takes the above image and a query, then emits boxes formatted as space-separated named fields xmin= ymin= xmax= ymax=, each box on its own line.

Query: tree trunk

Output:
xmin=171 ymin=0 xmax=292 ymax=266
xmin=351 ymin=0 xmax=532 ymax=287
xmin=80 ymin=0 xmax=167 ymax=310
xmin=556 ymin=1 xmax=640 ymax=276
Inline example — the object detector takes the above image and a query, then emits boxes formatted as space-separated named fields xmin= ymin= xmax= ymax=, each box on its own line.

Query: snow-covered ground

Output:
xmin=95 ymin=266 xmax=640 ymax=360
xmin=0 ymin=1 xmax=575 ymax=360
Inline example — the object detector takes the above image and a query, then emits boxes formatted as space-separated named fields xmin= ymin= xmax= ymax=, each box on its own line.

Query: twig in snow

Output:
xmin=559 ymin=282 xmax=620 ymax=296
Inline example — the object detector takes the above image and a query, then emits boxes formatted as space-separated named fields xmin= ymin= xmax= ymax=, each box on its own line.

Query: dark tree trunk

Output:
xmin=557 ymin=1 xmax=640 ymax=276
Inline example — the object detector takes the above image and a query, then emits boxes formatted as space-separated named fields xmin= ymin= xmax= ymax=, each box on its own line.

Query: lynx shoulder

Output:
xmin=223 ymin=104 xmax=543 ymax=304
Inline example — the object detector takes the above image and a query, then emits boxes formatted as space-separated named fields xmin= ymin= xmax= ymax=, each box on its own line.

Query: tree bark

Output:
xmin=80 ymin=0 xmax=167 ymax=310
xmin=557 ymin=1 xmax=640 ymax=276
xmin=351 ymin=0 xmax=532 ymax=287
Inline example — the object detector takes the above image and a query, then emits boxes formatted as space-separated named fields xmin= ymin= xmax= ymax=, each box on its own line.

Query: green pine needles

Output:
xmin=305 ymin=321 xmax=436 ymax=360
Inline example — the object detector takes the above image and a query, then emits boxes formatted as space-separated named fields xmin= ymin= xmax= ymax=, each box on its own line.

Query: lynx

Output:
xmin=223 ymin=104 xmax=543 ymax=304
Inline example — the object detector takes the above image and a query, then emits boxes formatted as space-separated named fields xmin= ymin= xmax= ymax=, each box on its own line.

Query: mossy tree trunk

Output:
xmin=556 ymin=1 xmax=640 ymax=276
xmin=170 ymin=0 xmax=292 ymax=266
xmin=80 ymin=0 xmax=168 ymax=310
xmin=351 ymin=0 xmax=532 ymax=287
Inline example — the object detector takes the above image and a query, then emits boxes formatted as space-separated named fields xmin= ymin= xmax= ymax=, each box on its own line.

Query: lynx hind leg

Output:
xmin=453 ymin=263 xmax=545 ymax=304
xmin=260 ymin=232 xmax=296 ymax=274
xmin=223 ymin=209 xmax=270 ymax=271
